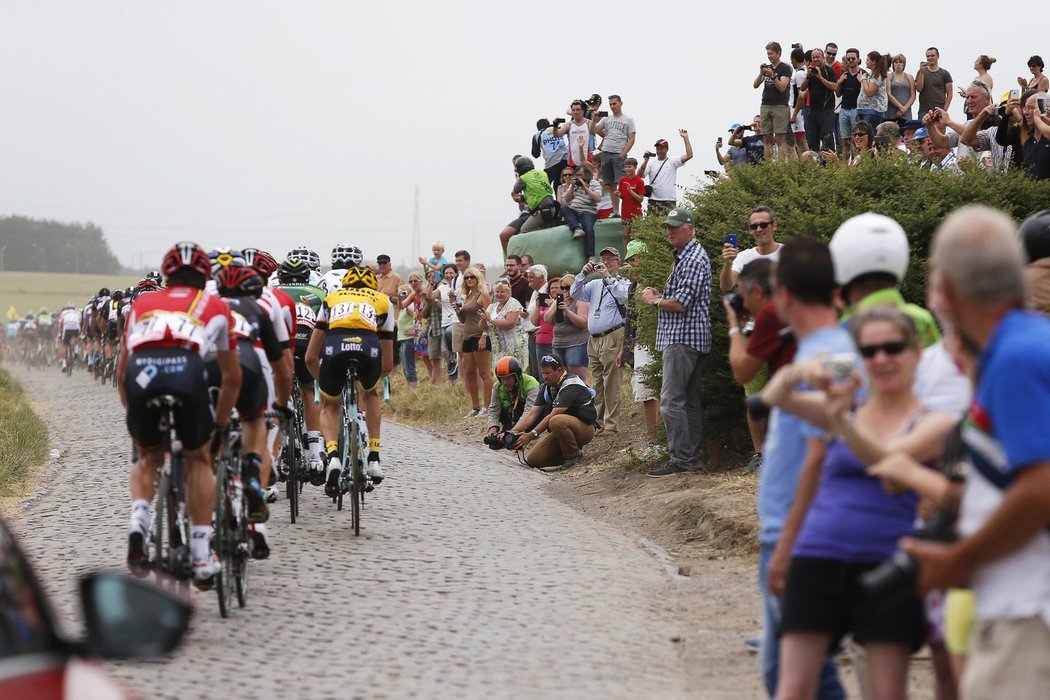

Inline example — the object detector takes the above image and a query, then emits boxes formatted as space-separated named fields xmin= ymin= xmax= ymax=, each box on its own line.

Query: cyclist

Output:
xmin=82 ymin=295 xmax=99 ymax=369
xmin=37 ymin=308 xmax=53 ymax=360
xmin=213 ymin=262 xmax=292 ymax=558
xmin=119 ymin=241 xmax=242 ymax=588
xmin=316 ymin=244 xmax=363 ymax=296
xmin=305 ymin=264 xmax=394 ymax=496
xmin=275 ymin=255 xmax=328 ymax=483
xmin=19 ymin=313 xmax=37 ymax=362
xmin=270 ymin=246 xmax=322 ymax=287
xmin=57 ymin=301 xmax=81 ymax=369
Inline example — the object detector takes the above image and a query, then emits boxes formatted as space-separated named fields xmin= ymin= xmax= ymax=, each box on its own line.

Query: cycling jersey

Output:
xmin=316 ymin=269 xmax=348 ymax=296
xmin=316 ymin=287 xmax=395 ymax=336
xmin=124 ymin=286 xmax=233 ymax=358
xmin=277 ymin=283 xmax=326 ymax=384
xmin=256 ymin=288 xmax=292 ymax=349
xmin=58 ymin=309 xmax=81 ymax=332
xmin=260 ymin=287 xmax=296 ymax=347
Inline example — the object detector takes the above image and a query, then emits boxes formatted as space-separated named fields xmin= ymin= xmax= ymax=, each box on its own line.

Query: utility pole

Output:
xmin=412 ymin=185 xmax=420 ymax=266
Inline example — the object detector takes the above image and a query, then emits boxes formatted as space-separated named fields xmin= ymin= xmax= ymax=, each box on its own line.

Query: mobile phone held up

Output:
xmin=726 ymin=233 xmax=738 ymax=248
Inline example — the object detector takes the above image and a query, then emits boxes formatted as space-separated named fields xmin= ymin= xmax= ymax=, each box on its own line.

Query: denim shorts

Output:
xmin=555 ymin=342 xmax=588 ymax=367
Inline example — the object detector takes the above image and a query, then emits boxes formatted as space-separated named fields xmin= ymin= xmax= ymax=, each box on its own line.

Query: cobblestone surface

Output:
xmin=10 ymin=367 xmax=689 ymax=698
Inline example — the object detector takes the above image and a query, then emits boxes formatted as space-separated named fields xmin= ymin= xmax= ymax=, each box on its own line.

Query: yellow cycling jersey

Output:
xmin=316 ymin=287 xmax=395 ymax=335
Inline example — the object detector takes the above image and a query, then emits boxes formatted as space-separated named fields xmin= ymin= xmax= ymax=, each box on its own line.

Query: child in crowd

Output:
xmin=617 ymin=157 xmax=646 ymax=247
xmin=418 ymin=240 xmax=448 ymax=286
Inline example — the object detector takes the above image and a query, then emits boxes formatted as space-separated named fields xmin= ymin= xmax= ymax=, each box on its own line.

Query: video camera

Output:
xmin=484 ymin=431 xmax=519 ymax=450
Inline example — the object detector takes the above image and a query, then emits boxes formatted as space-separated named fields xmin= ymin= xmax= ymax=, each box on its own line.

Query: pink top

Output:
xmin=535 ymin=300 xmax=555 ymax=345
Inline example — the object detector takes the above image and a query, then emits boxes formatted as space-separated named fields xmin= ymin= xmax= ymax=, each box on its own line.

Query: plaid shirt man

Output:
xmin=655 ymin=237 xmax=711 ymax=353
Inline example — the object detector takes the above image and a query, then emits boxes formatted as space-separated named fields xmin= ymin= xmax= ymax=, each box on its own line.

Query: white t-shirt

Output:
xmin=791 ymin=69 xmax=807 ymax=132
xmin=913 ymin=341 xmax=972 ymax=415
xmin=435 ymin=282 xmax=458 ymax=328
xmin=567 ymin=119 xmax=593 ymax=166
xmin=645 ymin=156 xmax=684 ymax=201
xmin=731 ymin=245 xmax=782 ymax=274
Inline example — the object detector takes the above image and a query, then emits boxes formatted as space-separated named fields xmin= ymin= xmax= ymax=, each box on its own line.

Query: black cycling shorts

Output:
xmin=124 ymin=349 xmax=213 ymax=451
xmin=105 ymin=320 xmax=119 ymax=341
xmin=206 ymin=341 xmax=267 ymax=420
xmin=293 ymin=332 xmax=314 ymax=385
xmin=61 ymin=329 xmax=78 ymax=345
xmin=318 ymin=331 xmax=381 ymax=397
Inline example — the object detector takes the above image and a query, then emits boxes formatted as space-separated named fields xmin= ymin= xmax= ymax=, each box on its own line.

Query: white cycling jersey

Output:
xmin=58 ymin=309 xmax=81 ymax=332
xmin=316 ymin=269 xmax=348 ymax=296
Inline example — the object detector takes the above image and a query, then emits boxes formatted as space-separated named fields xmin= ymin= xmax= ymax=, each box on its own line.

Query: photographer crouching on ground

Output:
xmin=483 ymin=356 xmax=541 ymax=451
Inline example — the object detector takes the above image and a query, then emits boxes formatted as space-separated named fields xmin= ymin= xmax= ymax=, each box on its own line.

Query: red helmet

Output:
xmin=243 ymin=248 xmax=278 ymax=277
xmin=215 ymin=264 xmax=263 ymax=297
xmin=136 ymin=278 xmax=160 ymax=291
xmin=161 ymin=241 xmax=211 ymax=277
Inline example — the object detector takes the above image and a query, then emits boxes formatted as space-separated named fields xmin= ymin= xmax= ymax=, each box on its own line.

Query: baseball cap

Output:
xmin=376 ymin=254 xmax=391 ymax=264
xmin=665 ymin=208 xmax=695 ymax=227
xmin=625 ymin=239 xmax=648 ymax=260
xmin=654 ymin=139 xmax=669 ymax=148
xmin=912 ymin=127 xmax=930 ymax=141
xmin=728 ymin=123 xmax=742 ymax=132
xmin=901 ymin=119 xmax=923 ymax=133
xmin=599 ymin=246 xmax=620 ymax=258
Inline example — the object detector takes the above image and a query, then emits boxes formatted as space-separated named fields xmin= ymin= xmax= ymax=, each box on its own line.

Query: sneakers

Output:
xmin=126 ymin=520 xmax=149 ymax=577
xmin=192 ymin=554 xmax=221 ymax=589
xmin=325 ymin=463 xmax=342 ymax=499
xmin=366 ymin=452 xmax=384 ymax=485
xmin=245 ymin=480 xmax=270 ymax=523
xmin=646 ymin=461 xmax=698 ymax=478
xmin=265 ymin=484 xmax=280 ymax=504
xmin=250 ymin=524 xmax=270 ymax=560
xmin=539 ymin=454 xmax=584 ymax=472
xmin=464 ymin=408 xmax=481 ymax=419
xmin=745 ymin=636 xmax=761 ymax=654
xmin=744 ymin=452 xmax=763 ymax=474
xmin=572 ymin=229 xmax=586 ymax=239
xmin=307 ymin=455 xmax=325 ymax=486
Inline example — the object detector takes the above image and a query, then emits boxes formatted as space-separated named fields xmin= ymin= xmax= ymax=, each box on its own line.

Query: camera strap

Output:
xmin=647 ymin=159 xmax=669 ymax=195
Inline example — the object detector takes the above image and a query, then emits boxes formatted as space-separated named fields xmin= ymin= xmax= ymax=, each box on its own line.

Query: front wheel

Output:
xmin=213 ymin=459 xmax=233 ymax=618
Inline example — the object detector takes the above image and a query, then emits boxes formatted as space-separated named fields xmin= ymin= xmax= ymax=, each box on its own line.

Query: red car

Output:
xmin=0 ymin=518 xmax=191 ymax=698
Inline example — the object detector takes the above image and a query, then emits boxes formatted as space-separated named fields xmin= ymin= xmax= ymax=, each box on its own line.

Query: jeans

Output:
xmin=562 ymin=207 xmax=597 ymax=258
xmin=856 ymin=109 xmax=883 ymax=129
xmin=838 ymin=108 xmax=858 ymax=149
xmin=759 ymin=542 xmax=846 ymax=699
xmin=400 ymin=339 xmax=417 ymax=383
xmin=659 ymin=344 xmax=705 ymax=469
xmin=442 ymin=325 xmax=458 ymax=380
xmin=805 ymin=109 xmax=837 ymax=151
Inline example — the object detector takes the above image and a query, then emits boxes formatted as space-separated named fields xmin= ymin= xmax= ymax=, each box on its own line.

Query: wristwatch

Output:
xmin=652 ymin=297 xmax=660 ymax=309
xmin=530 ymin=429 xmax=540 ymax=438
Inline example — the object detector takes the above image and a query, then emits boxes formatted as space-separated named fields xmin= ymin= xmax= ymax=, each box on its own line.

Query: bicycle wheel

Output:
xmin=213 ymin=458 xmax=233 ymax=618
xmin=348 ymin=409 xmax=361 ymax=536
xmin=153 ymin=470 xmax=169 ymax=581
xmin=235 ymin=500 xmax=249 ymax=608
xmin=287 ymin=430 xmax=299 ymax=524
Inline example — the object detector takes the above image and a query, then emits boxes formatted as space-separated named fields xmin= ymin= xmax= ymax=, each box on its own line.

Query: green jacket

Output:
xmin=840 ymin=288 xmax=941 ymax=349
xmin=487 ymin=373 xmax=541 ymax=429
xmin=520 ymin=170 xmax=553 ymax=211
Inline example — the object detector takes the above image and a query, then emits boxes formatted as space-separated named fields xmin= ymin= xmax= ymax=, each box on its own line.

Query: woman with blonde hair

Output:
xmin=544 ymin=273 xmax=589 ymax=381
xmin=480 ymin=279 xmax=527 ymax=372
xmin=455 ymin=266 xmax=493 ymax=417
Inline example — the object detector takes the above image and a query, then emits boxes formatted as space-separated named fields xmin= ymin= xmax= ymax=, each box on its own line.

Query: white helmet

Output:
xmin=331 ymin=244 xmax=363 ymax=268
xmin=828 ymin=212 xmax=909 ymax=287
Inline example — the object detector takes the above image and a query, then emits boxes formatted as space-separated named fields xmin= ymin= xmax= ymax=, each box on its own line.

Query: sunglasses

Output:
xmin=858 ymin=341 xmax=907 ymax=358
xmin=852 ymin=132 xmax=867 ymax=137
xmin=464 ymin=275 xmax=477 ymax=280
xmin=540 ymin=354 xmax=563 ymax=366
xmin=748 ymin=221 xmax=773 ymax=230
xmin=826 ymin=52 xmax=837 ymax=57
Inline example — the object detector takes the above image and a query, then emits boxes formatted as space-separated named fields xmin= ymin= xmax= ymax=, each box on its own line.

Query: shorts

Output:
xmin=792 ymin=110 xmax=806 ymax=134
xmin=206 ymin=342 xmax=267 ymax=420
xmin=106 ymin=320 xmax=119 ymax=341
xmin=761 ymin=104 xmax=790 ymax=135
xmin=461 ymin=335 xmax=483 ymax=353
xmin=293 ymin=330 xmax=314 ymax=385
xmin=555 ymin=341 xmax=588 ymax=367
xmin=452 ymin=323 xmax=465 ymax=353
xmin=600 ymin=151 xmax=626 ymax=186
xmin=743 ymin=362 xmax=770 ymax=396
xmin=632 ymin=345 xmax=657 ymax=402
xmin=124 ymin=349 xmax=213 ymax=451
xmin=427 ymin=329 xmax=443 ymax=360
xmin=318 ymin=330 xmax=382 ymax=396
xmin=780 ymin=556 xmax=925 ymax=651
xmin=62 ymin=329 xmax=79 ymax=345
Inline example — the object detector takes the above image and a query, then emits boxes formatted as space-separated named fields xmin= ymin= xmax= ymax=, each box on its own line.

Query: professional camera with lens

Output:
xmin=723 ymin=291 xmax=746 ymax=317
xmin=552 ymin=117 xmax=566 ymax=128
xmin=644 ymin=151 xmax=657 ymax=158
xmin=484 ymin=431 xmax=518 ymax=450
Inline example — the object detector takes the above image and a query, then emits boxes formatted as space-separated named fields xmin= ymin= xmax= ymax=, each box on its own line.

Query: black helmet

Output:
xmin=514 ymin=156 xmax=535 ymax=175
xmin=495 ymin=356 xmax=523 ymax=380
xmin=278 ymin=256 xmax=311 ymax=283
xmin=1019 ymin=210 xmax=1050 ymax=262
xmin=98 ymin=287 xmax=111 ymax=297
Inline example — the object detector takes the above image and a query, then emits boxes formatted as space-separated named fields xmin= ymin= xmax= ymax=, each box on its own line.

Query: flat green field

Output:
xmin=1 ymin=271 xmax=139 ymax=319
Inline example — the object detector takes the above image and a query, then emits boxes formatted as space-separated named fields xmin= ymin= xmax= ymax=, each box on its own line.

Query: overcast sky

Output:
xmin=0 ymin=1 xmax=1031 ymax=270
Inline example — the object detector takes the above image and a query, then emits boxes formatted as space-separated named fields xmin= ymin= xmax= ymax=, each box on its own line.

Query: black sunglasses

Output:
xmin=748 ymin=221 xmax=773 ymax=230
xmin=858 ymin=341 xmax=907 ymax=358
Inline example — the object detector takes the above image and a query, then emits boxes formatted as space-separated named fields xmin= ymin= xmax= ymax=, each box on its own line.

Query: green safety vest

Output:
xmin=520 ymin=170 xmax=553 ymax=211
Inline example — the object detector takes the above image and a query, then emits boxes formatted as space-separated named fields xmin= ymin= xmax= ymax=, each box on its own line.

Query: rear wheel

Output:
xmin=153 ymin=471 xmax=169 ymax=582
xmin=286 ymin=433 xmax=299 ymax=524
xmin=348 ymin=414 xmax=361 ymax=536
xmin=213 ymin=459 xmax=233 ymax=618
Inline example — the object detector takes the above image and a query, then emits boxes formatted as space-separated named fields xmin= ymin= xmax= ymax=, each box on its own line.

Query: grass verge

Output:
xmin=0 ymin=369 xmax=49 ymax=503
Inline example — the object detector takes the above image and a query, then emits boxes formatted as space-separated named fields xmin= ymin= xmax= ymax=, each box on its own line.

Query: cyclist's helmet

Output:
xmin=161 ymin=241 xmax=212 ymax=278
xmin=332 ymin=243 xmax=363 ymax=268
xmin=243 ymin=247 xmax=279 ymax=277
xmin=137 ymin=277 xmax=160 ymax=291
xmin=146 ymin=270 xmax=162 ymax=284
xmin=64 ymin=300 xmax=76 ymax=310
xmin=98 ymin=287 xmax=111 ymax=297
xmin=495 ymin=356 xmax=523 ymax=380
xmin=288 ymin=245 xmax=321 ymax=270
xmin=216 ymin=262 xmax=264 ymax=298
xmin=208 ymin=247 xmax=246 ymax=276
xmin=828 ymin=212 xmax=909 ymax=287
xmin=39 ymin=306 xmax=49 ymax=316
xmin=278 ymin=256 xmax=311 ymax=284
xmin=111 ymin=290 xmax=123 ymax=302
xmin=341 ymin=265 xmax=378 ymax=290
xmin=1019 ymin=210 xmax=1050 ymax=263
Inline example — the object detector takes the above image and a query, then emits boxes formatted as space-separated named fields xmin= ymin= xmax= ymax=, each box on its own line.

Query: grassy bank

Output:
xmin=1 ymin=271 xmax=140 ymax=317
xmin=0 ymin=369 xmax=49 ymax=503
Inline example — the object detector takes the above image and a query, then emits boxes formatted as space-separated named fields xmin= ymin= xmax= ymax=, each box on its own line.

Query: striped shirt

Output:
xmin=656 ymin=238 xmax=712 ymax=353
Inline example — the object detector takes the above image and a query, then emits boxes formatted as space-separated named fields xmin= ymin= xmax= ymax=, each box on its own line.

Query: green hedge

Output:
xmin=625 ymin=158 xmax=1050 ymax=467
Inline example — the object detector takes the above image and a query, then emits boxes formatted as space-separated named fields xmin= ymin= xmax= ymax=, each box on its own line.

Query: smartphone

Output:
xmin=717 ymin=137 xmax=723 ymax=148
xmin=1009 ymin=89 xmax=1021 ymax=100
xmin=1039 ymin=97 xmax=1048 ymax=113
xmin=726 ymin=233 xmax=738 ymax=248
xmin=822 ymin=352 xmax=857 ymax=381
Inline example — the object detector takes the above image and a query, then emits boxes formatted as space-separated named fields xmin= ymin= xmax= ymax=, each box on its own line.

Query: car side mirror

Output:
xmin=79 ymin=571 xmax=191 ymax=659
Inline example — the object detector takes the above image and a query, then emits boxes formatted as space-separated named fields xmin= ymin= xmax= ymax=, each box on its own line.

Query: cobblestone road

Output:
xmin=9 ymin=367 xmax=690 ymax=698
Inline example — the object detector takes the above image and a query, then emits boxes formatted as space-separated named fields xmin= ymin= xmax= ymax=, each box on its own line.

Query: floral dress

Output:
xmin=487 ymin=298 xmax=527 ymax=370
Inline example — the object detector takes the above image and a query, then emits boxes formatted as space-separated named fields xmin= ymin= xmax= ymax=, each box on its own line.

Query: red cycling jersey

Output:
xmin=124 ymin=286 xmax=233 ymax=357
xmin=258 ymin=287 xmax=296 ymax=350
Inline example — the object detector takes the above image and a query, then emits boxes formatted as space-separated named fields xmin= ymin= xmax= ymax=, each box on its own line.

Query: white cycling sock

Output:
xmin=307 ymin=431 xmax=322 ymax=460
xmin=190 ymin=526 xmax=212 ymax=561
xmin=130 ymin=499 xmax=150 ymax=528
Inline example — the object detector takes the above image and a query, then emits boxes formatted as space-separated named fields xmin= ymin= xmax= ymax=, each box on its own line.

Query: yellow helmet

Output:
xmin=341 ymin=265 xmax=378 ymax=290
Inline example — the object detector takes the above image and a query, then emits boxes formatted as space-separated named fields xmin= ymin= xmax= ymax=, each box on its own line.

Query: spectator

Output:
xmin=901 ymin=118 xmax=924 ymax=152
xmin=510 ymin=354 xmax=599 ymax=472
xmin=431 ymin=263 xmax=460 ymax=383
xmin=906 ymin=205 xmax=1050 ymax=699
xmin=639 ymin=129 xmax=693 ymax=216
xmin=1021 ymin=92 xmax=1050 ymax=179
xmin=857 ymin=52 xmax=889 ymax=128
xmin=846 ymin=120 xmax=877 ymax=165
xmin=504 ymin=255 xmax=531 ymax=308
xmin=425 ymin=266 xmax=447 ymax=386
xmin=617 ymin=157 xmax=646 ymax=244
xmin=454 ymin=266 xmax=492 ymax=418
xmin=972 ymin=54 xmax=997 ymax=93
xmin=376 ymin=254 xmax=405 ymax=307
xmin=480 ymin=279 xmax=527 ymax=372
xmin=754 ymin=42 xmax=795 ymax=159
xmin=1018 ymin=55 xmax=1049 ymax=92
xmin=789 ymin=48 xmax=809 ymax=156
xmin=886 ymin=54 xmax=916 ymax=124
xmin=915 ymin=47 xmax=954 ymax=116
xmin=498 ymin=157 xmax=557 ymax=256
xmin=562 ymin=164 xmax=602 ymax=262
xmin=524 ymin=263 xmax=548 ymax=376
xmin=1019 ymin=210 xmax=1050 ymax=316
xmin=448 ymin=249 xmax=471 ymax=370
xmin=936 ymin=81 xmax=996 ymax=163
xmin=590 ymin=151 xmax=616 ymax=220
xmin=724 ymin=258 xmax=796 ymax=474
xmin=619 ymin=239 xmax=662 ymax=442
xmin=407 ymin=273 xmax=434 ymax=382
xmin=484 ymin=356 xmax=540 ymax=439
xmin=875 ymin=120 xmax=907 ymax=153
xmin=802 ymin=49 xmax=839 ymax=152
xmin=913 ymin=127 xmax=962 ymax=173
xmin=520 ymin=254 xmax=535 ymax=270
xmin=532 ymin=117 xmax=569 ymax=188
xmin=824 ymin=43 xmax=842 ymax=77
xmin=571 ymin=247 xmax=630 ymax=436
xmin=962 ymin=97 xmax=1015 ymax=172
xmin=417 ymin=240 xmax=447 ymax=286
xmin=837 ymin=48 xmax=864 ymax=151
xmin=531 ymin=269 xmax=557 ymax=376
xmin=729 ymin=117 xmax=767 ymax=165
xmin=555 ymin=99 xmax=594 ymax=168
xmin=719 ymin=126 xmax=750 ymax=170
xmin=545 ymin=273 xmax=589 ymax=382
xmin=720 ymin=205 xmax=783 ymax=292
xmin=640 ymin=208 xmax=712 ymax=477
xmin=395 ymin=284 xmax=419 ymax=388
xmin=741 ymin=237 xmax=850 ymax=700
xmin=590 ymin=94 xmax=636 ymax=214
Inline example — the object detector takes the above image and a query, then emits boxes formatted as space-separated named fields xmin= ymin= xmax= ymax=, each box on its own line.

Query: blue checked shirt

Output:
xmin=655 ymin=238 xmax=711 ymax=353
xmin=570 ymin=274 xmax=631 ymax=335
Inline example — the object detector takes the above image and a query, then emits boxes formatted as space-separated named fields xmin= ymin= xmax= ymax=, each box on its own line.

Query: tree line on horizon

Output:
xmin=0 ymin=215 xmax=120 ymax=274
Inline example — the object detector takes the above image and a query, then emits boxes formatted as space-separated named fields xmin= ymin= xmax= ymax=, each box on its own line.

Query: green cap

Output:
xmin=625 ymin=239 xmax=648 ymax=260
xmin=664 ymin=208 xmax=695 ymax=227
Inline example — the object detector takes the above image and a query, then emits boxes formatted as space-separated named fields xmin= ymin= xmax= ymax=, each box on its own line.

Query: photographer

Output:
xmin=801 ymin=48 xmax=839 ymax=152
xmin=532 ymin=117 xmax=569 ymax=190
xmin=728 ymin=117 xmax=766 ymax=165
xmin=753 ymin=42 xmax=794 ymax=159
xmin=560 ymin=165 xmax=602 ymax=260
xmin=483 ymin=356 xmax=540 ymax=448
xmin=637 ymin=129 xmax=692 ymax=215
